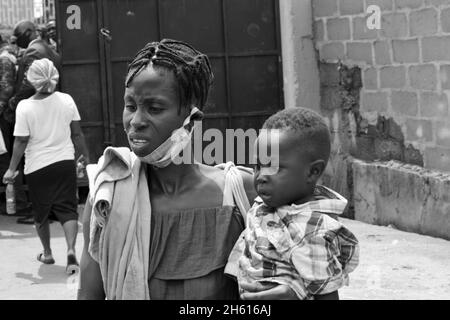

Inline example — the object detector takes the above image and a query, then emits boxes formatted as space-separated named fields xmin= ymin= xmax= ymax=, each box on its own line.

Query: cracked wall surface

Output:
xmin=318 ymin=62 xmax=449 ymax=238
xmin=313 ymin=0 xmax=450 ymax=173
xmin=320 ymin=63 xmax=425 ymax=218
xmin=281 ymin=0 xmax=450 ymax=238
xmin=309 ymin=1 xmax=450 ymax=238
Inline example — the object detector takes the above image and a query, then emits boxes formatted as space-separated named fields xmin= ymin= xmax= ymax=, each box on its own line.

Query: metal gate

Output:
xmin=56 ymin=0 xmax=283 ymax=163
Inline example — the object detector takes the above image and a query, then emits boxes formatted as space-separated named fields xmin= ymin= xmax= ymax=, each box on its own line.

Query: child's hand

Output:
xmin=239 ymin=282 xmax=298 ymax=300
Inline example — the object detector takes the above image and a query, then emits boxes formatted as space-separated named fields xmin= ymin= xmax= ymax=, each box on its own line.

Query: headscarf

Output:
xmin=26 ymin=58 xmax=59 ymax=93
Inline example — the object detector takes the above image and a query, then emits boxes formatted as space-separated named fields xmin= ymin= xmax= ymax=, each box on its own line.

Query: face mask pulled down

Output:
xmin=138 ymin=107 xmax=203 ymax=168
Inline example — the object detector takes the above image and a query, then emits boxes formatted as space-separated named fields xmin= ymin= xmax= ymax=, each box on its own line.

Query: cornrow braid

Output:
xmin=125 ymin=39 xmax=214 ymax=111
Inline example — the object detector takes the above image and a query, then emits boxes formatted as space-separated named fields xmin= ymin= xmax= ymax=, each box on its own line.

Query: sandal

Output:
xmin=37 ymin=253 xmax=55 ymax=265
xmin=66 ymin=254 xmax=79 ymax=275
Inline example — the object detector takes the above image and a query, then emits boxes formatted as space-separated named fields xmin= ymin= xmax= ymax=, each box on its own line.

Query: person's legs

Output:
xmin=50 ymin=160 xmax=79 ymax=273
xmin=35 ymin=218 xmax=54 ymax=262
xmin=35 ymin=220 xmax=51 ymax=254
xmin=61 ymin=219 xmax=78 ymax=255
xmin=60 ymin=217 xmax=79 ymax=273
xmin=26 ymin=167 xmax=54 ymax=262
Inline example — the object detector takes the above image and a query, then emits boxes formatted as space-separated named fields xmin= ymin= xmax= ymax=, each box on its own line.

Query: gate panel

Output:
xmin=204 ymin=58 xmax=227 ymax=115
xmin=107 ymin=0 xmax=159 ymax=59
xmin=59 ymin=1 xmax=101 ymax=61
xmin=102 ymin=0 xmax=160 ymax=145
xmin=159 ymin=0 xmax=225 ymax=53
xmin=225 ymin=0 xmax=283 ymax=136
xmin=225 ymin=0 xmax=277 ymax=53
xmin=58 ymin=0 xmax=283 ymax=166
xmin=229 ymin=56 xmax=280 ymax=114
xmin=56 ymin=0 xmax=109 ymax=161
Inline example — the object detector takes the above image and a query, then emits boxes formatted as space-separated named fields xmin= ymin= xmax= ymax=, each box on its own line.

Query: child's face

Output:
xmin=123 ymin=66 xmax=189 ymax=157
xmin=253 ymin=130 xmax=312 ymax=208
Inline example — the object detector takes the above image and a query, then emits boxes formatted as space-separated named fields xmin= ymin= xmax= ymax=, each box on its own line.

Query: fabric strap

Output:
xmin=216 ymin=161 xmax=252 ymax=224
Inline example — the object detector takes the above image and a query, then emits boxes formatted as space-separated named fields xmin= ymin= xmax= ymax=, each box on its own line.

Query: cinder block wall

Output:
xmin=313 ymin=0 xmax=450 ymax=173
xmin=306 ymin=0 xmax=450 ymax=239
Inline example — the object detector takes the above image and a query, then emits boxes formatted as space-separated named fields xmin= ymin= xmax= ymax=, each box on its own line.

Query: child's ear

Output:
xmin=308 ymin=160 xmax=326 ymax=182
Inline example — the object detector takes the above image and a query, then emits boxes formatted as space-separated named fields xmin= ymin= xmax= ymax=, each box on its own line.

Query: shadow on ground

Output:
xmin=15 ymin=264 xmax=69 ymax=285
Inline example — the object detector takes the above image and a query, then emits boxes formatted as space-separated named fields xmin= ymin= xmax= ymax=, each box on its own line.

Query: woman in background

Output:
xmin=2 ymin=58 xmax=89 ymax=274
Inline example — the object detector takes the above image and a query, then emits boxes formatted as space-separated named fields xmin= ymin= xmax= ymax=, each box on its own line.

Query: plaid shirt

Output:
xmin=225 ymin=185 xmax=359 ymax=299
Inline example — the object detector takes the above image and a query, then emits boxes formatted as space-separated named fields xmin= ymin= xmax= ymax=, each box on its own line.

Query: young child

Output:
xmin=225 ymin=107 xmax=360 ymax=300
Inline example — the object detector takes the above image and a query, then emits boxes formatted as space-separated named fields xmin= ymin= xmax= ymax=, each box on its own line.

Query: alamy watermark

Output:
xmin=172 ymin=123 xmax=280 ymax=174
xmin=366 ymin=5 xmax=382 ymax=30
xmin=66 ymin=4 xmax=382 ymax=31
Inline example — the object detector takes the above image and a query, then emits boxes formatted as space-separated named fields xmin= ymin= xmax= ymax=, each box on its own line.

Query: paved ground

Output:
xmin=0 ymin=209 xmax=84 ymax=300
xmin=339 ymin=219 xmax=450 ymax=300
xmin=0 ymin=208 xmax=449 ymax=300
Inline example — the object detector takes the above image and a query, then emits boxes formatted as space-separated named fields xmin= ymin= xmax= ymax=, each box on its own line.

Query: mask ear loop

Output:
xmin=137 ymin=106 xmax=203 ymax=167
xmin=184 ymin=106 xmax=204 ymax=132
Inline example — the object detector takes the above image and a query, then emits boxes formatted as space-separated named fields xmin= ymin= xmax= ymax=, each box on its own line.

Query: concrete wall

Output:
xmin=278 ymin=0 xmax=450 ymax=238
xmin=279 ymin=0 xmax=321 ymax=112
xmin=312 ymin=0 xmax=450 ymax=173
xmin=353 ymin=159 xmax=450 ymax=240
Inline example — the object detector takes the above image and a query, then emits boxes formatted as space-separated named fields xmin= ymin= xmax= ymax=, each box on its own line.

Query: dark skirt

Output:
xmin=26 ymin=160 xmax=78 ymax=225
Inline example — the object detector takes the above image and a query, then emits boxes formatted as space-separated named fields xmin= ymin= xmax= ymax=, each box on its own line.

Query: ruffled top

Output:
xmin=148 ymin=205 xmax=244 ymax=299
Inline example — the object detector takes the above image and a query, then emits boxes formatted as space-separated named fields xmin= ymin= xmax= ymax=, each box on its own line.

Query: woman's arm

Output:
xmin=8 ymin=136 xmax=28 ymax=171
xmin=2 ymin=136 xmax=28 ymax=183
xmin=77 ymin=199 xmax=106 ymax=300
xmin=70 ymin=121 xmax=90 ymax=164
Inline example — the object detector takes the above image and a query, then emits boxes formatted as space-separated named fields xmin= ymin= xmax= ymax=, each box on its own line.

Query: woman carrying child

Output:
xmin=78 ymin=39 xmax=347 ymax=300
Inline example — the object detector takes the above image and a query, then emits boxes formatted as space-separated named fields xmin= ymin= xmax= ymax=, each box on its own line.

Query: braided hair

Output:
xmin=125 ymin=39 xmax=214 ymax=112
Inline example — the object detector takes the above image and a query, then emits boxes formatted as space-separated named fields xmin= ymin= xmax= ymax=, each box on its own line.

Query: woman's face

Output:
xmin=123 ymin=66 xmax=188 ymax=157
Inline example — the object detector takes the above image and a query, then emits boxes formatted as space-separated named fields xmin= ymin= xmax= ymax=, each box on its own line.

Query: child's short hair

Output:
xmin=263 ymin=107 xmax=331 ymax=164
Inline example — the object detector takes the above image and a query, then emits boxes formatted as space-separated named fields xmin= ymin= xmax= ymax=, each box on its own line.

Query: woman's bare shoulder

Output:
xmin=197 ymin=163 xmax=257 ymax=204
xmin=196 ymin=163 xmax=226 ymax=188
xmin=237 ymin=167 xmax=257 ymax=204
